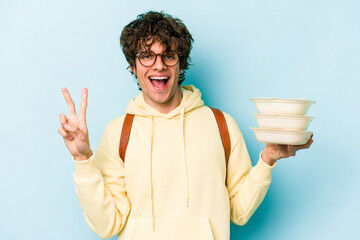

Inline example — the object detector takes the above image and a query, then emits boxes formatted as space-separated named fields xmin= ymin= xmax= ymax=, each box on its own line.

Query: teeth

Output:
xmin=150 ymin=77 xmax=168 ymax=80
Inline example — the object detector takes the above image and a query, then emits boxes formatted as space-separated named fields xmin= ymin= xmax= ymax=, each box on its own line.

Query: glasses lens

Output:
xmin=162 ymin=53 xmax=179 ymax=67
xmin=139 ymin=52 xmax=156 ymax=67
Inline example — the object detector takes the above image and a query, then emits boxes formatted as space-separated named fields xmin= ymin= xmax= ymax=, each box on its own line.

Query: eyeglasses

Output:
xmin=135 ymin=51 xmax=180 ymax=67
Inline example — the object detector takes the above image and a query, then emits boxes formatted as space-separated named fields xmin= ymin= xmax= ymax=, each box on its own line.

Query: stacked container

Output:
xmin=249 ymin=98 xmax=315 ymax=145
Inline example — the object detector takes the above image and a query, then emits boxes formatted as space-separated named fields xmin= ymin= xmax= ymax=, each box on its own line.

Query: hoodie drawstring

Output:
xmin=149 ymin=115 xmax=155 ymax=231
xmin=180 ymin=108 xmax=190 ymax=207
xmin=149 ymin=109 xmax=190 ymax=231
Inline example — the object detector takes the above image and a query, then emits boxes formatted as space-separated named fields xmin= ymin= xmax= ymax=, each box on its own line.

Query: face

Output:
xmin=131 ymin=42 xmax=182 ymax=114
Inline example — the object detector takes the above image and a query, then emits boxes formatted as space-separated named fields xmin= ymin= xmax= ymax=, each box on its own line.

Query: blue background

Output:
xmin=1 ymin=0 xmax=359 ymax=239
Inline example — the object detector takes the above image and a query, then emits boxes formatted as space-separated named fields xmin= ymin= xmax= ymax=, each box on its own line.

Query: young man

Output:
xmin=58 ymin=11 xmax=313 ymax=240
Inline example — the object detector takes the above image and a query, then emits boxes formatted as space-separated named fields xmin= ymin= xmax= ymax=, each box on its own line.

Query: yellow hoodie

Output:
xmin=73 ymin=85 xmax=275 ymax=240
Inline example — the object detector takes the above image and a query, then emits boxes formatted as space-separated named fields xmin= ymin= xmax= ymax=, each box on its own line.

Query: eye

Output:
xmin=164 ymin=53 xmax=176 ymax=60
xmin=140 ymin=52 xmax=154 ymax=60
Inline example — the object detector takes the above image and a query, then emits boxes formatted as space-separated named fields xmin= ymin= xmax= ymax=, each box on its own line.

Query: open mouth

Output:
xmin=149 ymin=76 xmax=169 ymax=90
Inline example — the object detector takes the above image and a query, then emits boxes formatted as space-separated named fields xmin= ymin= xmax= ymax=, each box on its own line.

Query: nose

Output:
xmin=152 ymin=54 xmax=167 ymax=71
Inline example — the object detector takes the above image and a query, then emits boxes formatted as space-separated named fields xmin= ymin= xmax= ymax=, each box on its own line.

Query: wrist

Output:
xmin=261 ymin=149 xmax=277 ymax=166
xmin=73 ymin=150 xmax=93 ymax=161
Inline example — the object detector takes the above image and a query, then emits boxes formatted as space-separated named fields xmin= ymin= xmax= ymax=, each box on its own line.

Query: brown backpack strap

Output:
xmin=119 ymin=109 xmax=231 ymax=168
xmin=210 ymin=107 xmax=231 ymax=168
xmin=119 ymin=113 xmax=134 ymax=162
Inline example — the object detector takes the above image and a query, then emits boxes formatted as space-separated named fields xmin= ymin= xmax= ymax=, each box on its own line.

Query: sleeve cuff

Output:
xmin=249 ymin=151 xmax=276 ymax=183
xmin=73 ymin=154 xmax=101 ymax=183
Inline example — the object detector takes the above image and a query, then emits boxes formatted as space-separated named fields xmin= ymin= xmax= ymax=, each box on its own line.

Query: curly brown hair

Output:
xmin=120 ymin=11 xmax=193 ymax=85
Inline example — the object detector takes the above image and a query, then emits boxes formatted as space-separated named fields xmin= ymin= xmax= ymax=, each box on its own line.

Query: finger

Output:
xmin=62 ymin=87 xmax=77 ymax=116
xmin=294 ymin=138 xmax=313 ymax=151
xmin=58 ymin=127 xmax=73 ymax=140
xmin=79 ymin=88 xmax=88 ymax=119
xmin=59 ymin=113 xmax=81 ymax=134
xmin=287 ymin=145 xmax=296 ymax=156
xmin=59 ymin=113 xmax=68 ymax=128
xmin=78 ymin=120 xmax=88 ymax=133
xmin=304 ymin=134 xmax=313 ymax=144
xmin=275 ymin=144 xmax=293 ymax=158
xmin=298 ymin=135 xmax=314 ymax=148
xmin=276 ymin=144 xmax=288 ymax=154
xmin=59 ymin=113 xmax=74 ymax=131
xmin=287 ymin=145 xmax=296 ymax=152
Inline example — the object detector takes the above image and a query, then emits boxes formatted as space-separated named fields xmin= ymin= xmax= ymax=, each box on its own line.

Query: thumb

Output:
xmin=64 ymin=123 xmax=82 ymax=135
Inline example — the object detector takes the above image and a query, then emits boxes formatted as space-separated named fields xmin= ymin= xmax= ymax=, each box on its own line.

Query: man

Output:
xmin=58 ymin=11 xmax=313 ymax=240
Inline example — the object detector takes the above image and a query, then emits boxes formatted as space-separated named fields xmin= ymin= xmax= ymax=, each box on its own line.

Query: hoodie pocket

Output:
xmin=125 ymin=218 xmax=214 ymax=240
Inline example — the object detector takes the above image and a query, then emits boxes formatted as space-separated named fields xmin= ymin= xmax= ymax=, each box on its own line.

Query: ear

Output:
xmin=129 ymin=64 xmax=136 ymax=74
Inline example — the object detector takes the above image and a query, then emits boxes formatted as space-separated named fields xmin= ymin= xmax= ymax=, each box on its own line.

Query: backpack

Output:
xmin=119 ymin=107 xmax=230 ymax=168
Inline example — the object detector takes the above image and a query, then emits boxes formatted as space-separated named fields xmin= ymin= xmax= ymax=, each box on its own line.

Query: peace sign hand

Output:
xmin=58 ymin=87 xmax=92 ymax=161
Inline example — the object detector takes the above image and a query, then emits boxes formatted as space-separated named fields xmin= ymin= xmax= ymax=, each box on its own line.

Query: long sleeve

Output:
xmin=224 ymin=113 xmax=275 ymax=225
xmin=73 ymin=116 xmax=131 ymax=238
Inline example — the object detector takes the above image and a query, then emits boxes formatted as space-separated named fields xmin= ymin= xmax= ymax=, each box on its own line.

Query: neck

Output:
xmin=158 ymin=90 xmax=183 ymax=114
xmin=145 ymin=87 xmax=183 ymax=114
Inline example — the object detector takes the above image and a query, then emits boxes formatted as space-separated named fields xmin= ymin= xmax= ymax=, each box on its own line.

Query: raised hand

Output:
xmin=261 ymin=135 xmax=314 ymax=166
xmin=58 ymin=87 xmax=92 ymax=161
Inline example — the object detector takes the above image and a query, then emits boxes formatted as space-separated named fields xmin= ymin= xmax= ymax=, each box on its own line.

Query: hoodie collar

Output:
xmin=126 ymin=85 xmax=204 ymax=118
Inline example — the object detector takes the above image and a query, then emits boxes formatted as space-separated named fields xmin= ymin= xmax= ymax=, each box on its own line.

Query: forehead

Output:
xmin=147 ymin=42 xmax=166 ymax=53
xmin=139 ymin=38 xmax=177 ymax=53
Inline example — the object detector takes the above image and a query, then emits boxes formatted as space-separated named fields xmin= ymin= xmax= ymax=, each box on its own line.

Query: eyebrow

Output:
xmin=140 ymin=50 xmax=177 ymax=54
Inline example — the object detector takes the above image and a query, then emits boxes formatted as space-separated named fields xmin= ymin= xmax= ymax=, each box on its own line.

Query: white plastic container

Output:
xmin=249 ymin=127 xmax=313 ymax=145
xmin=252 ymin=113 xmax=313 ymax=130
xmin=250 ymin=98 xmax=315 ymax=115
